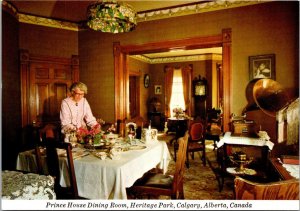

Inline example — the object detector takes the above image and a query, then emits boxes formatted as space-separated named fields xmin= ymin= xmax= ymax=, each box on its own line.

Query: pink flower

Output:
xmin=76 ymin=123 xmax=103 ymax=143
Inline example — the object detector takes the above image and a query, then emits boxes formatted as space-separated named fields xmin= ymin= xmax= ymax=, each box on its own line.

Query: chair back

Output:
xmin=45 ymin=138 xmax=79 ymax=199
xmin=130 ymin=116 xmax=147 ymax=127
xmin=34 ymin=124 xmax=57 ymax=175
xmin=206 ymin=108 xmax=222 ymax=132
xmin=189 ymin=121 xmax=205 ymax=141
xmin=172 ymin=131 xmax=189 ymax=198
xmin=39 ymin=123 xmax=62 ymax=143
xmin=234 ymin=177 xmax=299 ymax=200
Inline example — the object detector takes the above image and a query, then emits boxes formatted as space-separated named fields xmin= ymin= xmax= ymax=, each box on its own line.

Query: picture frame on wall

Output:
xmin=144 ymin=74 xmax=150 ymax=88
xmin=155 ymin=85 xmax=162 ymax=95
xmin=249 ymin=54 xmax=275 ymax=80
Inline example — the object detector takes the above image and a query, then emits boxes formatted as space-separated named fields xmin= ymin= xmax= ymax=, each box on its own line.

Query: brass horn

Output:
xmin=243 ymin=79 xmax=289 ymax=117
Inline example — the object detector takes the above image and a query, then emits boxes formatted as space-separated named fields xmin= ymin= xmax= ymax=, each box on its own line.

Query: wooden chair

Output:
xmin=34 ymin=124 xmax=56 ymax=175
xmin=186 ymin=121 xmax=206 ymax=167
xmin=172 ymin=119 xmax=190 ymax=161
xmin=234 ymin=176 xmax=299 ymax=200
xmin=205 ymin=109 xmax=222 ymax=150
xmin=127 ymin=131 xmax=189 ymax=199
xmin=44 ymin=138 xmax=80 ymax=199
xmin=39 ymin=123 xmax=62 ymax=142
xmin=206 ymin=108 xmax=222 ymax=131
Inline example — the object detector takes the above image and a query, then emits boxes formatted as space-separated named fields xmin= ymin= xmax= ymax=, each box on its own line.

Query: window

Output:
xmin=170 ymin=69 xmax=185 ymax=117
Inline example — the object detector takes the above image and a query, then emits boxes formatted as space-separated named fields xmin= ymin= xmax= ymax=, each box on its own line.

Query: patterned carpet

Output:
xmin=159 ymin=133 xmax=234 ymax=200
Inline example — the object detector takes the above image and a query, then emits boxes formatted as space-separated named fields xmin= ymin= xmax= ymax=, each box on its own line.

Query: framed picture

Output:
xmin=154 ymin=85 xmax=162 ymax=95
xmin=144 ymin=74 xmax=150 ymax=88
xmin=249 ymin=54 xmax=275 ymax=80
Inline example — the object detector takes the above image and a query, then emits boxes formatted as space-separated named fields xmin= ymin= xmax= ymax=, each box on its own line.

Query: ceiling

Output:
xmin=6 ymin=0 xmax=261 ymax=59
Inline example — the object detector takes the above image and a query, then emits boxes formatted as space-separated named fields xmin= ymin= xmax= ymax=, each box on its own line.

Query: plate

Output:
xmin=226 ymin=167 xmax=257 ymax=175
xmin=243 ymin=168 xmax=257 ymax=175
xmin=128 ymin=145 xmax=147 ymax=150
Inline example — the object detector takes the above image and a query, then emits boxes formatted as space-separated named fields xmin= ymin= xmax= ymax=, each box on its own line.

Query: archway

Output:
xmin=114 ymin=28 xmax=232 ymax=131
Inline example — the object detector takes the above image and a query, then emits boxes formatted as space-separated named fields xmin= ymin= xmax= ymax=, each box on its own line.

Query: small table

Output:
xmin=167 ymin=118 xmax=188 ymax=140
xmin=215 ymin=132 xmax=274 ymax=191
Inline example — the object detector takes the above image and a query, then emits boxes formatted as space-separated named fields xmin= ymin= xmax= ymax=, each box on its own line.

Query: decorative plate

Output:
xmin=144 ymin=74 xmax=150 ymax=88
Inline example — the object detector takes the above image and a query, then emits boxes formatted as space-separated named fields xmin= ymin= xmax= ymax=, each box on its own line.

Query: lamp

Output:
xmin=86 ymin=1 xmax=137 ymax=33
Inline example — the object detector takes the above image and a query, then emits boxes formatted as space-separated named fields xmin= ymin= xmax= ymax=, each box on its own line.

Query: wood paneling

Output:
xmin=20 ymin=50 xmax=79 ymax=127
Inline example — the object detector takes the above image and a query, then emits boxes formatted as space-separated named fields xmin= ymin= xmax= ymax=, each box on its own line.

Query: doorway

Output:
xmin=114 ymin=28 xmax=232 ymax=131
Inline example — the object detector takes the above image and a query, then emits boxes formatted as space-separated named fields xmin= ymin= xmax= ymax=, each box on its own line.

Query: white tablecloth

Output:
xmin=16 ymin=140 xmax=171 ymax=199
xmin=217 ymin=132 xmax=274 ymax=150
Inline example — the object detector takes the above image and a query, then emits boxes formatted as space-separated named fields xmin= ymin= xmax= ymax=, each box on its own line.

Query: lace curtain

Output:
xmin=286 ymin=98 xmax=299 ymax=145
xmin=277 ymin=98 xmax=299 ymax=145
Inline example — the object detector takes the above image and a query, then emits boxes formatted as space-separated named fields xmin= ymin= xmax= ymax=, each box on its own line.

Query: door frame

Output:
xmin=113 ymin=28 xmax=232 ymax=131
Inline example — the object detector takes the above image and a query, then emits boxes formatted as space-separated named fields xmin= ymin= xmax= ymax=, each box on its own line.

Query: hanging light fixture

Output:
xmin=86 ymin=1 xmax=137 ymax=33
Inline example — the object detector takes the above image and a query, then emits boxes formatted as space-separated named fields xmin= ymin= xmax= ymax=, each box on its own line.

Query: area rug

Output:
xmin=159 ymin=134 xmax=234 ymax=200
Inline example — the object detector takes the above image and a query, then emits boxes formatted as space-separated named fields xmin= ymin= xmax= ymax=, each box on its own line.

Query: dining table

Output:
xmin=16 ymin=138 xmax=171 ymax=199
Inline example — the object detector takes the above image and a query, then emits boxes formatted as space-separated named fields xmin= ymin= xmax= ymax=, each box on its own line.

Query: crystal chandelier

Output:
xmin=86 ymin=1 xmax=137 ymax=33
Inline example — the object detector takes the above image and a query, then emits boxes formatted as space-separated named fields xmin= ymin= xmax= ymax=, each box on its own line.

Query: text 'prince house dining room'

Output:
xmin=2 ymin=0 xmax=299 ymax=204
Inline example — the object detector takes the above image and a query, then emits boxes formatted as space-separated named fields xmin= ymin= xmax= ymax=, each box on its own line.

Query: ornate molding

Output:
xmin=18 ymin=14 xmax=79 ymax=31
xmin=130 ymin=54 xmax=222 ymax=64
xmin=2 ymin=1 xmax=78 ymax=31
xmin=137 ymin=1 xmax=266 ymax=22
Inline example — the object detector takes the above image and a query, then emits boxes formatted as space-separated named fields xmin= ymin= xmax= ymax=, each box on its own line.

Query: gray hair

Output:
xmin=69 ymin=82 xmax=88 ymax=94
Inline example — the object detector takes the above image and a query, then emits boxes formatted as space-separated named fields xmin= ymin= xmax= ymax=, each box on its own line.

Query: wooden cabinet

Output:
xmin=148 ymin=112 xmax=164 ymax=131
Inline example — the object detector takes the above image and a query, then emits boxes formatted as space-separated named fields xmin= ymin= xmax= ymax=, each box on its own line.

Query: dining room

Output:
xmin=2 ymin=0 xmax=299 ymax=209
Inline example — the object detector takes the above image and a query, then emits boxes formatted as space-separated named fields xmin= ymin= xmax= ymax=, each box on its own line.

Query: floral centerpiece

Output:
xmin=76 ymin=118 xmax=106 ymax=145
xmin=77 ymin=123 xmax=103 ymax=145
xmin=173 ymin=107 xmax=185 ymax=119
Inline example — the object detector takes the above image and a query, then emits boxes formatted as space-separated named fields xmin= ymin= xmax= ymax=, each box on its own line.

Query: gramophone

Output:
xmin=233 ymin=79 xmax=290 ymax=137
xmin=243 ymin=78 xmax=289 ymax=117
